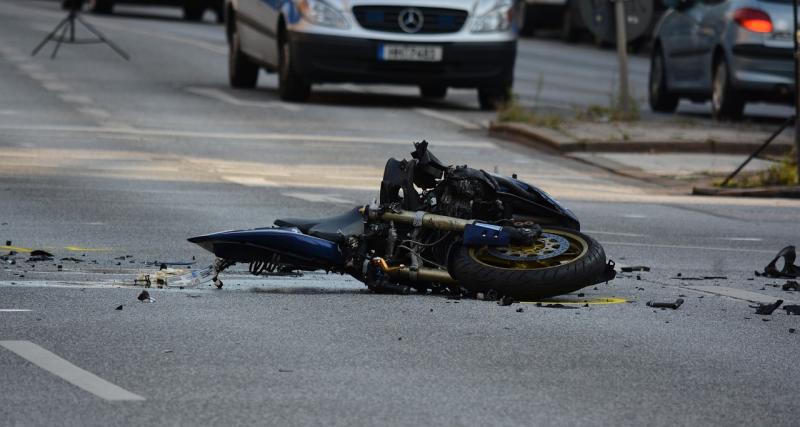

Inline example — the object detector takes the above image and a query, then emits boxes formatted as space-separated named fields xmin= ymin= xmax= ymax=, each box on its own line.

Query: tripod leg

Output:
xmin=76 ymin=16 xmax=130 ymax=61
xmin=31 ymin=16 xmax=70 ymax=56
xmin=51 ymin=21 xmax=72 ymax=60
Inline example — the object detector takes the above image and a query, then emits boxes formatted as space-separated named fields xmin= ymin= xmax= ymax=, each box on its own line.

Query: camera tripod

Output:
xmin=31 ymin=5 xmax=129 ymax=60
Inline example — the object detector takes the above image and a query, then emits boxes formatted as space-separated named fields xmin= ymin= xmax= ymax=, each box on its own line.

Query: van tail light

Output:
xmin=734 ymin=8 xmax=773 ymax=33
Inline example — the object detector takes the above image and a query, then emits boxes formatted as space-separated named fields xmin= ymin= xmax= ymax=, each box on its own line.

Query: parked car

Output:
xmin=225 ymin=0 xmax=522 ymax=110
xmin=63 ymin=0 xmax=224 ymax=22
xmin=649 ymin=0 xmax=795 ymax=120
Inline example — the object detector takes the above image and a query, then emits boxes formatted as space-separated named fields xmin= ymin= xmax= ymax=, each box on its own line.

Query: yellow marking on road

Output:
xmin=0 ymin=246 xmax=32 ymax=253
xmin=64 ymin=246 xmax=112 ymax=252
xmin=522 ymin=297 xmax=628 ymax=305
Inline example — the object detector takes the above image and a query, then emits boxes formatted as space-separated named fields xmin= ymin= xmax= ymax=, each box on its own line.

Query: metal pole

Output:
xmin=614 ymin=0 xmax=629 ymax=114
xmin=794 ymin=0 xmax=800 ymax=183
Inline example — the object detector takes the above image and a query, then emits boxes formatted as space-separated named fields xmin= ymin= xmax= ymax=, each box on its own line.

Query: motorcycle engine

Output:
xmin=429 ymin=166 xmax=504 ymax=221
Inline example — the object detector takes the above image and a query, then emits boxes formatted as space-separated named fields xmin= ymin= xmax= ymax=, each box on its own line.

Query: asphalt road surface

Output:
xmin=1 ymin=1 xmax=799 ymax=426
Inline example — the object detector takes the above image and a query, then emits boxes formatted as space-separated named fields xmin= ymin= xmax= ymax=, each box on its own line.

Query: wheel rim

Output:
xmin=712 ymin=63 xmax=725 ymax=112
xmin=469 ymin=229 xmax=589 ymax=270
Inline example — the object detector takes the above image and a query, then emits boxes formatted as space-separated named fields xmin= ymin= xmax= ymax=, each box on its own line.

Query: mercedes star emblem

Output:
xmin=398 ymin=8 xmax=424 ymax=33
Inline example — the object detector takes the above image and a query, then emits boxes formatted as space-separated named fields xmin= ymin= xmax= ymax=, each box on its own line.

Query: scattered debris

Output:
xmin=115 ymin=305 xmax=123 ymax=311
xmin=757 ymin=246 xmax=800 ymax=278
xmin=137 ymin=290 xmax=154 ymax=303
xmin=515 ymin=308 xmax=524 ymax=313
xmin=135 ymin=266 xmax=214 ymax=289
xmin=278 ymin=369 xmax=293 ymax=373
xmin=646 ymin=299 xmax=684 ymax=310
xmin=163 ymin=350 xmax=173 ymax=354
xmin=56 ymin=265 xmax=62 ymax=271
xmin=620 ymin=266 xmax=650 ymax=272
xmin=751 ymin=300 xmax=783 ymax=315
xmin=398 ymin=337 xmax=402 ymax=341
xmin=535 ymin=303 xmax=578 ymax=309
xmin=783 ymin=305 xmax=800 ymax=315
xmin=28 ymin=250 xmax=54 ymax=262
xmin=498 ymin=296 xmax=514 ymax=306
xmin=790 ymin=328 xmax=796 ymax=333
xmin=146 ymin=260 xmax=197 ymax=267
xmin=782 ymin=281 xmax=799 ymax=291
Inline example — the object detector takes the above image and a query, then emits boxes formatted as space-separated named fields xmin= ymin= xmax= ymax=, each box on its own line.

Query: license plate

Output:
xmin=379 ymin=44 xmax=443 ymax=62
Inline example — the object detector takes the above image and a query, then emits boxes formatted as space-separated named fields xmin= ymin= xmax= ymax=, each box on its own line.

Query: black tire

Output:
xmin=183 ymin=4 xmax=205 ymax=21
xmin=449 ymin=227 xmax=608 ymax=300
xmin=711 ymin=58 xmax=744 ymax=121
xmin=649 ymin=46 xmax=679 ymax=113
xmin=87 ymin=0 xmax=113 ymax=14
xmin=228 ymin=24 xmax=259 ymax=89
xmin=420 ymin=85 xmax=447 ymax=99
xmin=278 ymin=35 xmax=311 ymax=102
xmin=478 ymin=86 xmax=510 ymax=111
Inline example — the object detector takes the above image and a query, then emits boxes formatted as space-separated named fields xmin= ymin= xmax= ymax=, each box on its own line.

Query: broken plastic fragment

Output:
xmin=620 ymin=266 xmax=650 ymax=272
xmin=760 ymin=246 xmax=800 ymax=278
xmin=783 ymin=305 xmax=800 ymax=315
xmin=750 ymin=300 xmax=783 ymax=315
xmin=646 ymin=299 xmax=684 ymax=310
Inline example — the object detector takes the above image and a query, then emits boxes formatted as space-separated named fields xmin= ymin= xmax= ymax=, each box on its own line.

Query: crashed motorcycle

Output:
xmin=189 ymin=142 xmax=615 ymax=299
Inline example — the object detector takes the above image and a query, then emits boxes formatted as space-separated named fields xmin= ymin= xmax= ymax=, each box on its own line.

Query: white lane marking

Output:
xmin=30 ymin=72 xmax=59 ymax=82
xmin=77 ymin=107 xmax=111 ymax=119
xmin=413 ymin=108 xmax=482 ymax=130
xmin=42 ymin=82 xmax=72 ymax=92
xmin=621 ymin=214 xmax=648 ymax=219
xmin=0 ymin=340 xmax=145 ymax=401
xmin=58 ymin=94 xmax=93 ymax=105
xmin=684 ymin=286 xmax=796 ymax=305
xmin=0 ymin=125 xmax=495 ymax=148
xmin=282 ymin=192 xmax=354 ymax=204
xmin=601 ymin=241 xmax=776 ymax=254
xmin=186 ymin=87 xmax=300 ymax=112
xmin=720 ymin=237 xmax=763 ymax=242
xmin=582 ymin=230 xmax=648 ymax=238
xmin=0 ymin=309 xmax=31 ymax=312
xmin=221 ymin=175 xmax=279 ymax=187
xmin=18 ymin=63 xmax=43 ymax=72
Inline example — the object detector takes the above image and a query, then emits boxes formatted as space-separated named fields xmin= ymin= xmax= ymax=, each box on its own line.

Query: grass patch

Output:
xmin=496 ymin=97 xmax=564 ymax=130
xmin=716 ymin=148 xmax=798 ymax=188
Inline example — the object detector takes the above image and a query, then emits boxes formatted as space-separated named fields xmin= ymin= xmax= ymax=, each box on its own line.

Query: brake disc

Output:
xmin=486 ymin=232 xmax=570 ymax=261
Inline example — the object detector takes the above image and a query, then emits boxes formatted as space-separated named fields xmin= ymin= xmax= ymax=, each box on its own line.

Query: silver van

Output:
xmin=225 ymin=0 xmax=521 ymax=109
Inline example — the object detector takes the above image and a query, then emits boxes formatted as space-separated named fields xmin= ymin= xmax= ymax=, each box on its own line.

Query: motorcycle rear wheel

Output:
xmin=449 ymin=227 xmax=607 ymax=300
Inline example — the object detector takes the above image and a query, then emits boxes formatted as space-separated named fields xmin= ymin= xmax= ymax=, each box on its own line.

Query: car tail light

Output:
xmin=734 ymin=8 xmax=773 ymax=33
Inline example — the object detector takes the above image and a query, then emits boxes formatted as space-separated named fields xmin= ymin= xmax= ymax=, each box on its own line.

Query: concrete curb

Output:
xmin=489 ymin=121 xmax=794 ymax=155
xmin=692 ymin=186 xmax=800 ymax=198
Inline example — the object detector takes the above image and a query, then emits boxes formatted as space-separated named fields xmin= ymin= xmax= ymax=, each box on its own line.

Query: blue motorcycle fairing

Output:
xmin=188 ymin=227 xmax=344 ymax=267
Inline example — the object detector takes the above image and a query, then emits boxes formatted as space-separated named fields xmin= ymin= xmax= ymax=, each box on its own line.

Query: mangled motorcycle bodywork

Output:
xmin=189 ymin=142 xmax=615 ymax=299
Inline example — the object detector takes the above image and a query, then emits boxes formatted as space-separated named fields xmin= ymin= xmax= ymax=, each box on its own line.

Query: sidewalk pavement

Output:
xmin=489 ymin=118 xmax=799 ymax=197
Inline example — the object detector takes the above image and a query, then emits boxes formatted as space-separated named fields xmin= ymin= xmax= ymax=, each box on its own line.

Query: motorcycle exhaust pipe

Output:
xmin=371 ymin=257 xmax=456 ymax=284
xmin=370 ymin=209 xmax=473 ymax=232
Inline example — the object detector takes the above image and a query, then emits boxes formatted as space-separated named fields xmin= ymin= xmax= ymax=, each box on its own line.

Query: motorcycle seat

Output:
xmin=274 ymin=207 xmax=363 ymax=243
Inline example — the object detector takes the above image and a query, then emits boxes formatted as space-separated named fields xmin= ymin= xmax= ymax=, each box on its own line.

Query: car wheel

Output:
xmin=478 ymin=86 xmax=510 ymax=111
xmin=228 ymin=25 xmax=259 ymax=89
xmin=183 ymin=4 xmax=205 ymax=21
xmin=87 ymin=0 xmax=113 ymax=14
xmin=711 ymin=58 xmax=744 ymax=121
xmin=420 ymin=85 xmax=447 ymax=99
xmin=278 ymin=36 xmax=311 ymax=102
xmin=648 ymin=46 xmax=679 ymax=113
